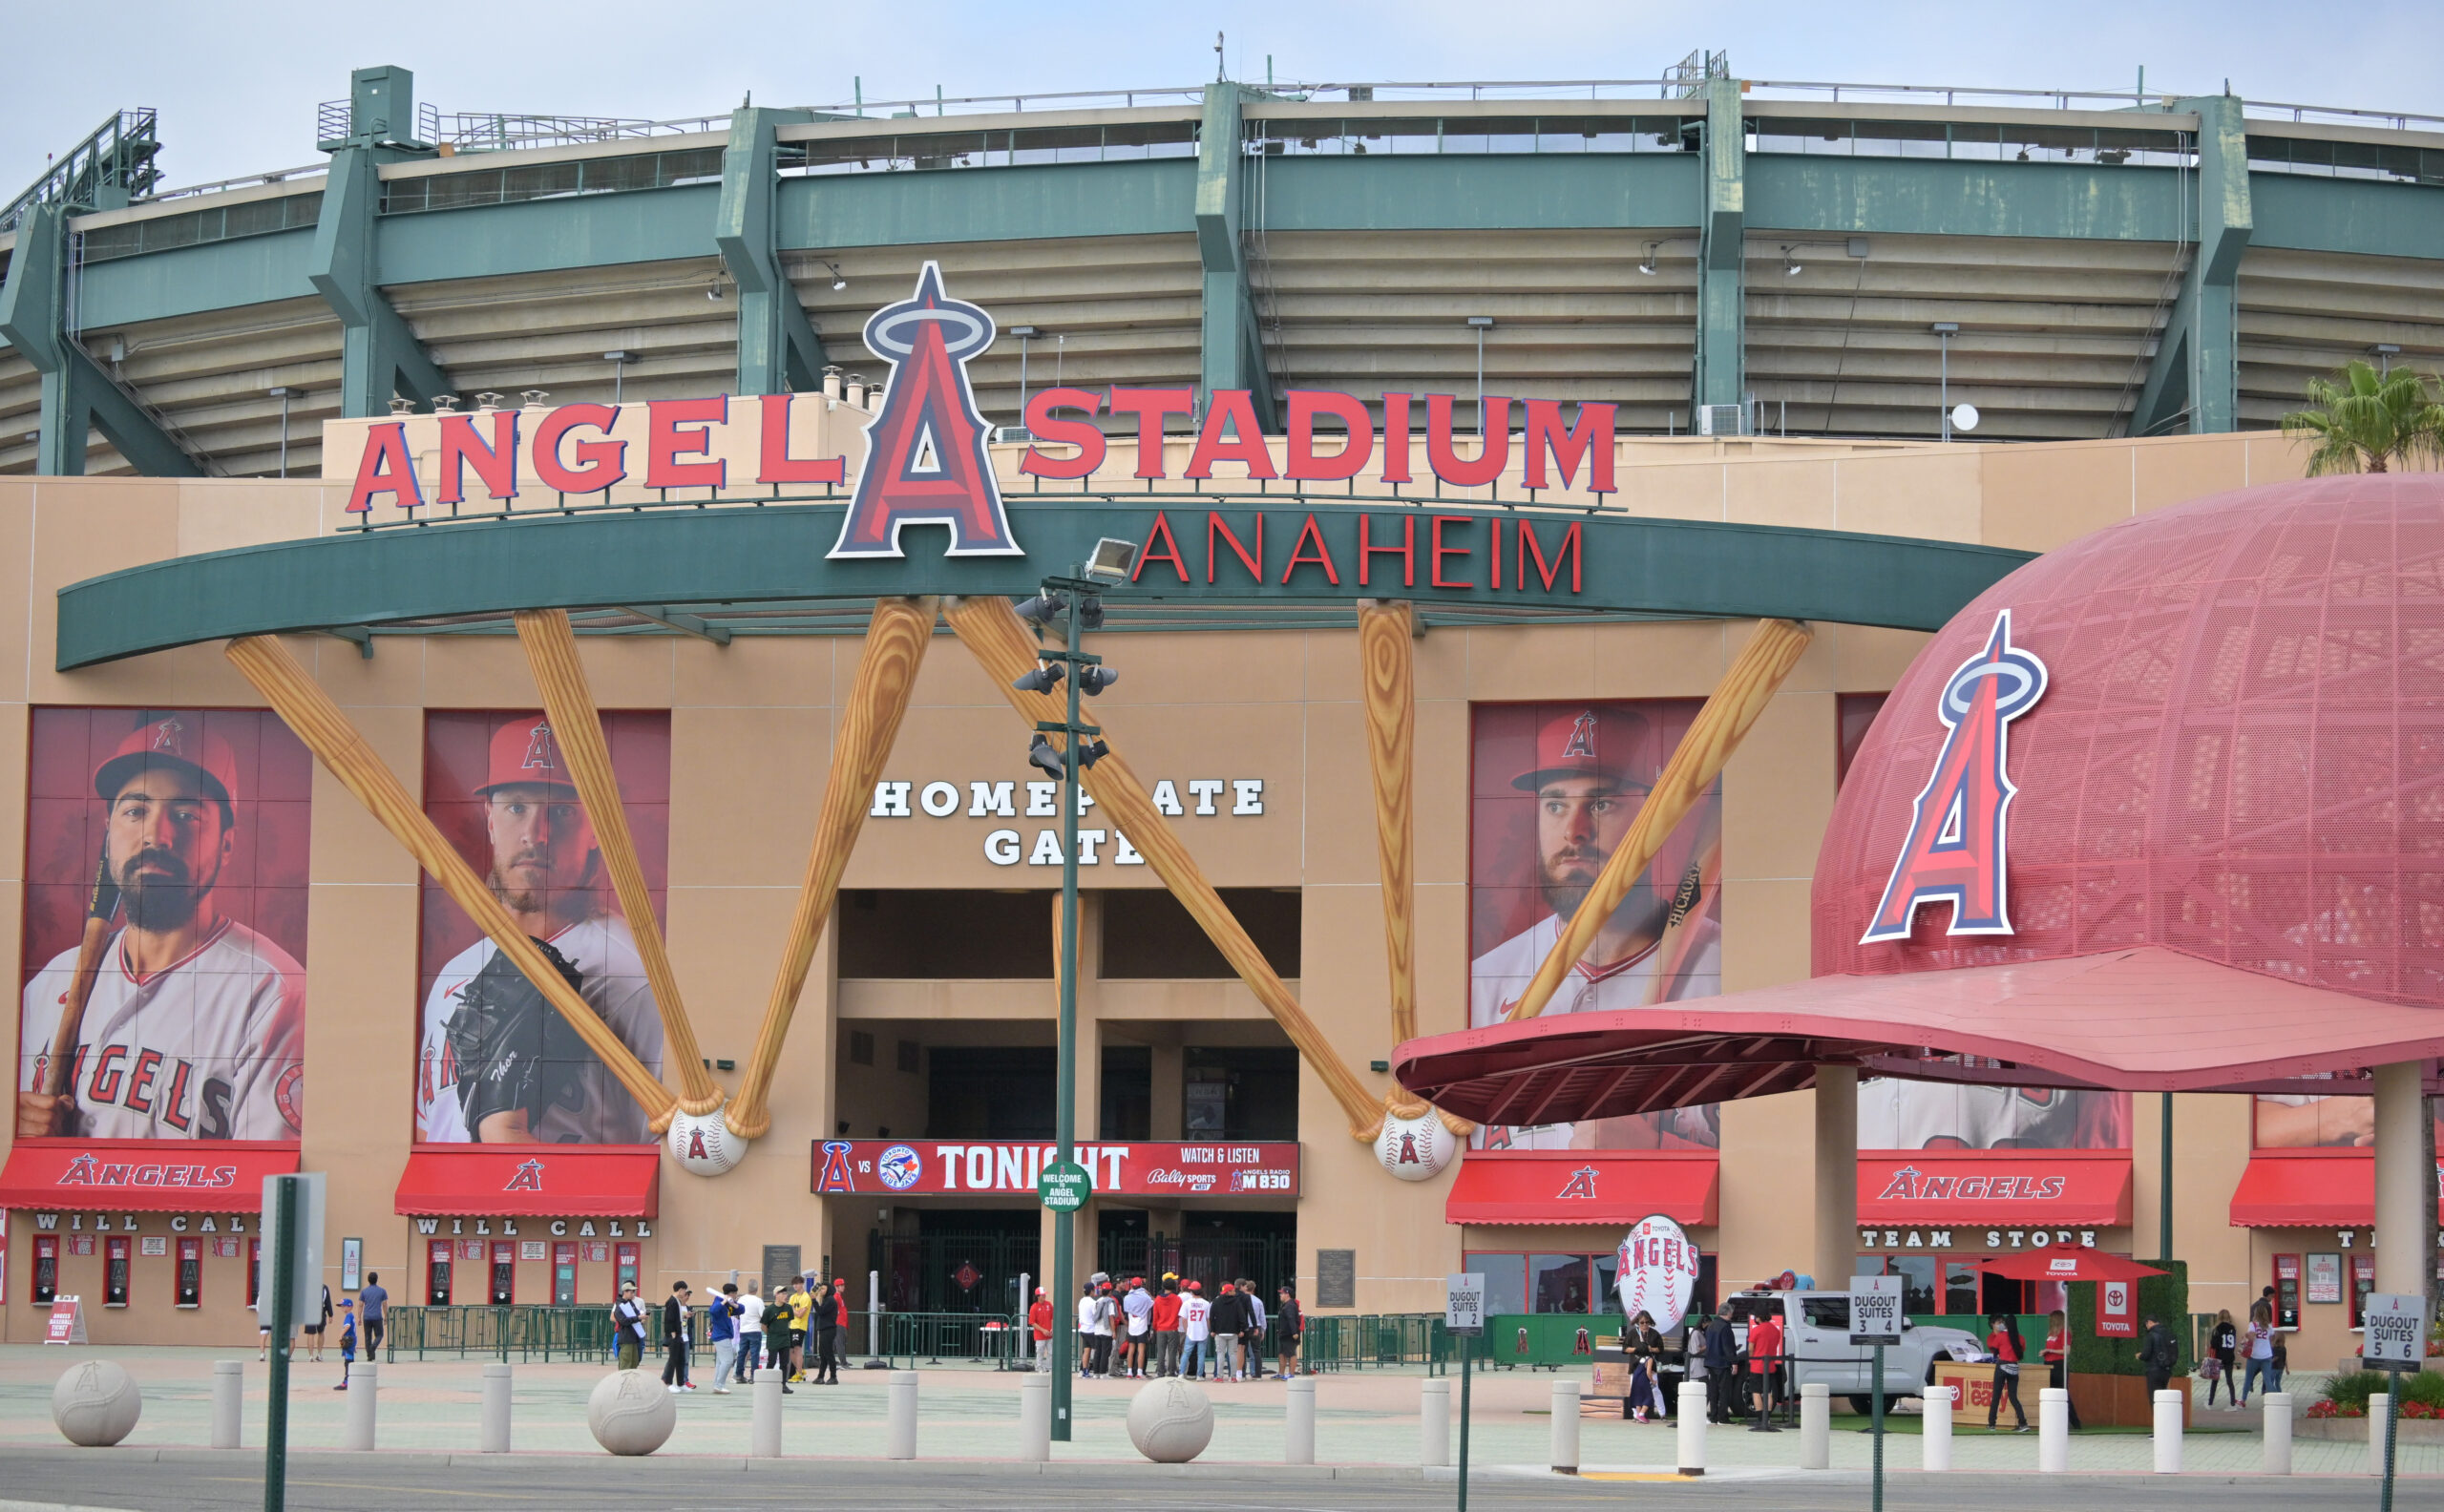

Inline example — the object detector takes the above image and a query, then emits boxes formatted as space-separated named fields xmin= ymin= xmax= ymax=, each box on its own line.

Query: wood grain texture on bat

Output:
xmin=516 ymin=609 xmax=720 ymax=1117
xmin=1505 ymin=618 xmax=1813 ymax=1023
xmin=727 ymin=596 xmax=937 ymax=1141
xmin=1358 ymin=601 xmax=1420 ymax=1051
xmin=224 ymin=635 xmax=675 ymax=1119
xmin=942 ymin=595 xmax=1383 ymax=1137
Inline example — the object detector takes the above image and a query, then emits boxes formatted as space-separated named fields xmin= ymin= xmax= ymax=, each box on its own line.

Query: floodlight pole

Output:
xmin=263 ymin=1174 xmax=297 ymax=1512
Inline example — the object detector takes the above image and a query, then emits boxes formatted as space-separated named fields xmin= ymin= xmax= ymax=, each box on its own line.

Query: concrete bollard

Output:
xmin=1286 ymin=1376 xmax=1316 ymax=1465
xmin=1551 ymin=1377 xmax=1582 ymax=1474
xmin=1019 ymin=1372 xmax=1050 ymax=1463
xmin=343 ymin=1360 xmax=377 ymax=1451
xmin=1798 ymin=1382 xmax=1829 ymax=1469
xmin=887 ymin=1371 xmax=918 ymax=1460
xmin=1675 ymin=1381 xmax=1707 ymax=1476
xmin=2151 ymin=1388 xmax=2182 ymax=1473
xmin=1923 ymin=1385 xmax=1953 ymax=1471
xmin=2263 ymin=1391 xmax=2292 ymax=1475
xmin=2037 ymin=1386 xmax=2068 ymax=1472
xmin=1421 ymin=1378 xmax=1451 ymax=1466
xmin=479 ymin=1363 xmax=510 ymax=1453
xmin=211 ymin=1361 xmax=242 ymax=1450
xmin=2370 ymin=1393 xmax=2391 ymax=1476
xmin=752 ymin=1368 xmax=783 ymax=1459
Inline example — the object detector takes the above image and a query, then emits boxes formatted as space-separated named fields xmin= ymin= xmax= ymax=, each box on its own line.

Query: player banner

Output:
xmin=414 ymin=711 xmax=670 ymax=1145
xmin=812 ymin=1140 xmax=1299 ymax=1198
xmin=1469 ymin=701 xmax=1722 ymax=1149
xmin=18 ymin=708 xmax=311 ymax=1143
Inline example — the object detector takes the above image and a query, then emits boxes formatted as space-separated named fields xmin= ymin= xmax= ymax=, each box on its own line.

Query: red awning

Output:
xmin=395 ymin=1144 xmax=660 ymax=1217
xmin=1972 ymin=1251 xmax=2164 ymax=1282
xmin=2228 ymin=1149 xmax=2444 ymax=1228
xmin=1445 ymin=1150 xmax=1718 ymax=1227
xmin=1859 ymin=1148 xmax=2132 ymax=1226
xmin=0 ymin=1140 xmax=297 ymax=1211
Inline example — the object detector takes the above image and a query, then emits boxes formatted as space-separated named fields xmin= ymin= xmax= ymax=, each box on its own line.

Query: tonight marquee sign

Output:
xmin=812 ymin=1140 xmax=1299 ymax=1198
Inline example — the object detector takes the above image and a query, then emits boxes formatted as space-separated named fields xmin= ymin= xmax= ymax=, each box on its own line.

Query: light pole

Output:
xmin=1014 ymin=537 xmax=1135 ymax=1440
xmin=1467 ymin=316 xmax=1494 ymax=435
xmin=267 ymin=387 xmax=295 ymax=478
xmin=1932 ymin=324 xmax=1959 ymax=441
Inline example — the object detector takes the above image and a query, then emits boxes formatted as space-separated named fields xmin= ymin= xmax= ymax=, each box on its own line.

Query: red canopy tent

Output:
xmin=1970 ymin=1252 xmax=2164 ymax=1283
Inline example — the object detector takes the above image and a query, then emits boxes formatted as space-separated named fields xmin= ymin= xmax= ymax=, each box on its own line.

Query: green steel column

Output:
xmin=0 ymin=201 xmax=200 ymax=475
xmin=717 ymin=108 xmax=826 ymax=395
xmin=310 ymin=67 xmax=447 ymax=417
xmin=1695 ymin=77 xmax=1747 ymax=414
xmin=2133 ymin=97 xmax=2251 ymax=435
xmin=1195 ymin=85 xmax=1276 ymax=430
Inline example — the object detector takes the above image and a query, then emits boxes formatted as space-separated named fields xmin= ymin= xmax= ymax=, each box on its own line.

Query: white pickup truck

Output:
xmin=1719 ymin=1290 xmax=1985 ymax=1416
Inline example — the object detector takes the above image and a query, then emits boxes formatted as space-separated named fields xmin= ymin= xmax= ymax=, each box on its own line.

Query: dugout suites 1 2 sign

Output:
xmin=813 ymin=1140 xmax=1298 ymax=1199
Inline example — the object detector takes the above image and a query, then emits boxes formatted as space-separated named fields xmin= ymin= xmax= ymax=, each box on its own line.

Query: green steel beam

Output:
xmin=1696 ymin=77 xmax=1745 ymax=412
xmin=53 ymin=498 xmax=2032 ymax=670
xmin=2128 ymin=269 xmax=2198 ymax=438
xmin=779 ymin=160 xmax=1194 ymax=251
xmin=2248 ymin=173 xmax=2444 ymax=260
xmin=717 ymin=107 xmax=825 ymax=395
xmin=77 ymin=228 xmax=318 ymax=329
xmin=2130 ymin=97 xmax=2252 ymax=436
xmin=1253 ymin=153 xmax=1700 ymax=231
xmin=379 ymin=184 xmax=720 ymax=284
xmin=0 ymin=202 xmax=200 ymax=476
xmin=310 ymin=68 xmax=446 ymax=416
xmin=1197 ymin=85 xmax=1275 ymax=430
xmin=1746 ymin=158 xmax=2191 ymax=242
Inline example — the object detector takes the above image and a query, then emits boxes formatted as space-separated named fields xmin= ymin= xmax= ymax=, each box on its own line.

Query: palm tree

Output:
xmin=2282 ymin=361 xmax=2444 ymax=475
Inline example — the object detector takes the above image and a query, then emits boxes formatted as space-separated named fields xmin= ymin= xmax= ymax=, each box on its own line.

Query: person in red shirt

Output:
xmin=1148 ymin=1276 xmax=1184 ymax=1376
xmin=1746 ymin=1308 xmax=1785 ymax=1420
xmin=1027 ymin=1288 xmax=1056 ymax=1372
xmin=1985 ymin=1313 xmax=2030 ymax=1431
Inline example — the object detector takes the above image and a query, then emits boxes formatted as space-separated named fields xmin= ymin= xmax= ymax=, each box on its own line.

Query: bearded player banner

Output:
xmin=812 ymin=1140 xmax=1299 ymax=1198
xmin=414 ymin=711 xmax=670 ymax=1147
xmin=18 ymin=708 xmax=312 ymax=1144
xmin=1468 ymin=700 xmax=1722 ymax=1150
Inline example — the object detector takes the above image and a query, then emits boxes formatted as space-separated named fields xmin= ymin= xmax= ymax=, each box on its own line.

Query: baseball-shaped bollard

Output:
xmin=587 ymin=1369 xmax=677 ymax=1455
xmin=53 ymin=1359 xmax=141 ymax=1446
xmin=1375 ymin=1110 xmax=1458 ymax=1182
xmin=1127 ymin=1376 xmax=1214 ymax=1463
xmin=666 ymin=1104 xmax=749 ymax=1177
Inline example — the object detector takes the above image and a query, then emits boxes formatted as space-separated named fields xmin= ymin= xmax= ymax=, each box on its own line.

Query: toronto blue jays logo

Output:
xmin=875 ymin=1144 xmax=924 ymax=1191
xmin=1860 ymin=609 xmax=2049 ymax=943
xmin=827 ymin=262 xmax=1020 ymax=559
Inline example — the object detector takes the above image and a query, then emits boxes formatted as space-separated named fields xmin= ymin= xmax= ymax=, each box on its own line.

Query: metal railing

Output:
xmin=1297 ymin=1313 xmax=1457 ymax=1374
xmin=381 ymin=1304 xmax=626 ymax=1362
xmin=3 ymin=109 xmax=161 ymax=235
xmin=876 ymin=1311 xmax=1026 ymax=1369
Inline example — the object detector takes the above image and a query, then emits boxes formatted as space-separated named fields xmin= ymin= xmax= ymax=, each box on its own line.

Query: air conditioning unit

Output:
xmin=1696 ymin=404 xmax=1749 ymax=437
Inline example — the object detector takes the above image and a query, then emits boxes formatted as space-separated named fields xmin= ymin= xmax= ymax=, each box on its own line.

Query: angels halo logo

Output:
xmin=827 ymin=262 xmax=1021 ymax=560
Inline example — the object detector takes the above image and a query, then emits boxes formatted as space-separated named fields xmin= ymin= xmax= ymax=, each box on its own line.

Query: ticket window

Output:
xmin=104 ymin=1237 xmax=131 ymax=1308
xmin=490 ymin=1242 xmax=516 ymax=1305
xmin=2272 ymin=1254 xmax=2302 ymax=1329
xmin=2350 ymin=1255 xmax=2378 ymax=1328
xmin=176 ymin=1237 xmax=203 ymax=1308
xmin=247 ymin=1240 xmax=263 ymax=1307
xmin=553 ymin=1243 xmax=579 ymax=1307
xmin=426 ymin=1240 xmax=453 ymax=1306
xmin=33 ymin=1236 xmax=59 ymax=1304
xmin=616 ymin=1243 xmax=640 ymax=1296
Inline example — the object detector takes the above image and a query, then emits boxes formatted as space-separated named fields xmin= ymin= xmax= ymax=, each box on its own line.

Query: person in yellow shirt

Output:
xmin=788 ymin=1284 xmax=814 ymax=1383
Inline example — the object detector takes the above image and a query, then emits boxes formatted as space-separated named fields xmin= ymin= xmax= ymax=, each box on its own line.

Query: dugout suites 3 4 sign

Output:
xmin=340 ymin=263 xmax=1623 ymax=552
xmin=813 ymin=1140 xmax=1298 ymax=1198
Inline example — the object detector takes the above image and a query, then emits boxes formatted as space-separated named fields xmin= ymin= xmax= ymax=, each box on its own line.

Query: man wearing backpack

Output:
xmin=1209 ymin=1283 xmax=1246 ymax=1383
xmin=2140 ymin=1312 xmax=2180 ymax=1398
xmin=611 ymin=1283 xmax=649 ymax=1372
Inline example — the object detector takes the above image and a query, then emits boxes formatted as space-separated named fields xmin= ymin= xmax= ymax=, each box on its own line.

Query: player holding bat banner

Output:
xmin=415 ymin=716 xmax=664 ymax=1144
xmin=18 ymin=716 xmax=306 ymax=1140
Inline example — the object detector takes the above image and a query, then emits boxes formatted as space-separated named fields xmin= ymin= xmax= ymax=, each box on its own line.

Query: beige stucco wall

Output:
xmin=0 ymin=426 xmax=2350 ymax=1350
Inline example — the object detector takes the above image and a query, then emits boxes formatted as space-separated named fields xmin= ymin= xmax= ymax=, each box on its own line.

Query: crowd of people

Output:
xmin=1024 ymin=1272 xmax=1304 ymax=1382
xmin=607 ymin=1273 xmax=856 ymax=1394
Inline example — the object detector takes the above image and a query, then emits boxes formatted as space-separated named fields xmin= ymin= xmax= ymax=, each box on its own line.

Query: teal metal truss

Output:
xmin=2130 ymin=96 xmax=2252 ymax=437
xmin=0 ymin=202 xmax=200 ymax=475
xmin=718 ymin=107 xmax=828 ymax=395
xmin=1195 ymin=85 xmax=1277 ymax=430
xmin=310 ymin=67 xmax=449 ymax=415
xmin=1694 ymin=77 xmax=1746 ymax=414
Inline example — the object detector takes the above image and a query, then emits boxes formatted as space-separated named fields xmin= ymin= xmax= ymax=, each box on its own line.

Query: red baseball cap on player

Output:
xmin=1511 ymin=706 xmax=1659 ymax=792
xmin=476 ymin=714 xmax=577 ymax=796
xmin=95 ymin=714 xmax=242 ymax=812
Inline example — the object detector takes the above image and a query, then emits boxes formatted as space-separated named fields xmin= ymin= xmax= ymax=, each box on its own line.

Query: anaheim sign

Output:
xmin=342 ymin=262 xmax=1618 ymax=565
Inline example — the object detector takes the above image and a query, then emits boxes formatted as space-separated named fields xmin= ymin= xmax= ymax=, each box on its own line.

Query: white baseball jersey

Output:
xmin=1858 ymin=1080 xmax=2085 ymax=1149
xmin=414 ymin=914 xmax=664 ymax=1144
xmin=1467 ymin=911 xmax=1722 ymax=1149
xmin=20 ymin=919 xmax=306 ymax=1140
xmin=1182 ymin=1294 xmax=1211 ymax=1342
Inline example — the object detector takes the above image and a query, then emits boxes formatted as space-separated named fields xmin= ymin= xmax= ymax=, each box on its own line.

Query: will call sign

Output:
xmin=811 ymin=1140 xmax=1299 ymax=1199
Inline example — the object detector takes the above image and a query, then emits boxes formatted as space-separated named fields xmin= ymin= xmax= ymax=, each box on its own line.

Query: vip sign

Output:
xmin=869 ymin=774 xmax=1265 ymax=868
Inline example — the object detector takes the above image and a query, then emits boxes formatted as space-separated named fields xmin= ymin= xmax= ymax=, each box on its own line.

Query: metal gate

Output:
xmin=869 ymin=1229 xmax=1042 ymax=1314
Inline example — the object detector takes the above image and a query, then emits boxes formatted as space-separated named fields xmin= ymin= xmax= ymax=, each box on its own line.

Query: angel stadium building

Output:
xmin=2 ymin=60 xmax=2442 ymax=1392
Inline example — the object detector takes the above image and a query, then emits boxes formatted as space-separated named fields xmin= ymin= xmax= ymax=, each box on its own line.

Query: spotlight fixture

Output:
xmin=706 ymin=279 xmax=727 ymax=301
xmin=1014 ymin=662 xmax=1067 ymax=695
xmin=1077 ymin=665 xmax=1120 ymax=696
xmin=1638 ymin=242 xmax=1658 ymax=276
xmin=1075 ymin=739 xmax=1110 ymax=768
xmin=1781 ymin=247 xmax=1802 ymax=277
xmin=1013 ymin=590 xmax=1068 ymax=626
xmin=1027 ymin=734 xmax=1068 ymax=778
xmin=1082 ymin=536 xmax=1138 ymax=583
xmin=824 ymin=261 xmax=847 ymax=291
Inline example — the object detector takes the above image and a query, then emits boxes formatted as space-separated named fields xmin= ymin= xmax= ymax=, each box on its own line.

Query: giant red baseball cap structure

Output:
xmin=1397 ymin=473 xmax=2444 ymax=1123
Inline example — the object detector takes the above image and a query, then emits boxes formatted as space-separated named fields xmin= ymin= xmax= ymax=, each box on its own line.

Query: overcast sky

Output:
xmin=5 ymin=0 xmax=2439 ymax=196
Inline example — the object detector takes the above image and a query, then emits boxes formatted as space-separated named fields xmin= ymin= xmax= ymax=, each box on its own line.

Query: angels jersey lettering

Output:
xmin=1858 ymin=1080 xmax=2083 ymax=1149
xmin=415 ymin=914 xmax=664 ymax=1144
xmin=20 ymin=920 xmax=306 ymax=1140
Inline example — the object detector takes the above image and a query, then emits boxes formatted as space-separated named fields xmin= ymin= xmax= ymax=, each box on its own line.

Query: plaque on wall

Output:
xmin=2307 ymin=1251 xmax=2343 ymax=1305
xmin=1317 ymin=1249 xmax=1357 ymax=1310
xmin=763 ymin=1245 xmax=804 ymax=1300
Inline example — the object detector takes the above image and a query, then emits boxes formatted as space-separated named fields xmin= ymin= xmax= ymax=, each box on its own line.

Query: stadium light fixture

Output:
xmin=1014 ymin=662 xmax=1066 ymax=695
xmin=1011 ymin=326 xmax=1042 ymax=421
xmin=1467 ymin=317 xmax=1495 ymax=436
xmin=1933 ymin=324 xmax=1961 ymax=441
xmin=824 ymin=261 xmax=848 ymax=291
xmin=1013 ymin=590 xmax=1067 ymax=626
xmin=1638 ymin=243 xmax=1658 ymax=276
xmin=1781 ymin=246 xmax=1802 ymax=277
xmin=267 ymin=387 xmax=297 ymax=478
xmin=1082 ymin=536 xmax=1138 ymax=584
xmin=2373 ymin=343 xmax=2401 ymax=375
xmin=1077 ymin=665 xmax=1120 ymax=696
xmin=1026 ymin=734 xmax=1067 ymax=778
xmin=603 ymin=350 xmax=636 ymax=403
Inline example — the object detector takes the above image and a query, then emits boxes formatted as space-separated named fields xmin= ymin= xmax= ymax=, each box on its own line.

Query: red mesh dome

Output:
xmin=1817 ymin=473 xmax=2444 ymax=1010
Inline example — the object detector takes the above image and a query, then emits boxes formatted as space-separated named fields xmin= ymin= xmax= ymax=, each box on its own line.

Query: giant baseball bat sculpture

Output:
xmin=516 ymin=609 xmax=720 ymax=1122
xmin=1505 ymin=618 xmax=1813 ymax=1022
xmin=727 ymin=597 xmax=938 ymax=1141
xmin=225 ymin=635 xmax=676 ymax=1122
xmin=945 ymin=595 xmax=1386 ymax=1139
xmin=1358 ymin=602 xmax=1421 ymax=1055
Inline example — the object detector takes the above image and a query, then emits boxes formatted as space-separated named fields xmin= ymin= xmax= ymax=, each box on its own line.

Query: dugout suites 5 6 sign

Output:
xmin=812 ymin=1140 xmax=1297 ymax=1198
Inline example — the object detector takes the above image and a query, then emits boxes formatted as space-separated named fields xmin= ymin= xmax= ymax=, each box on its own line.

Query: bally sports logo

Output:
xmin=53 ymin=1154 xmax=242 ymax=1190
xmin=1873 ymin=1165 xmax=2071 ymax=1203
